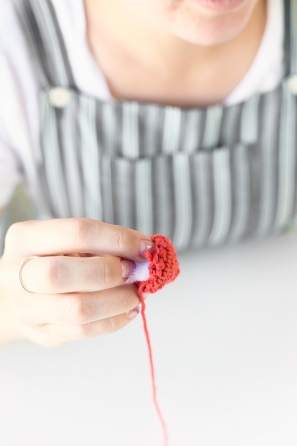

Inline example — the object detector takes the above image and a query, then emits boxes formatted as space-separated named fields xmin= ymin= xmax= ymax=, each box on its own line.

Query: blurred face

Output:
xmin=120 ymin=0 xmax=263 ymax=45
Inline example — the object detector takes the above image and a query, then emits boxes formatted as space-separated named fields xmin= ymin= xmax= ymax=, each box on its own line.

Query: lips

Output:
xmin=190 ymin=0 xmax=247 ymax=13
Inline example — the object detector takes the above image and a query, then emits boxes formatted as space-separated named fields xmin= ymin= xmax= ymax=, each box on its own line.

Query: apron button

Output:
xmin=48 ymin=87 xmax=71 ymax=108
xmin=287 ymin=74 xmax=297 ymax=94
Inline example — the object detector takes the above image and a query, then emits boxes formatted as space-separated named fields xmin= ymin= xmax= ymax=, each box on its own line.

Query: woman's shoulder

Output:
xmin=0 ymin=0 xmax=19 ymax=33
xmin=0 ymin=0 xmax=39 ymax=173
xmin=0 ymin=0 xmax=29 ymax=59
xmin=0 ymin=0 xmax=87 ymax=44
xmin=0 ymin=0 xmax=38 ymax=99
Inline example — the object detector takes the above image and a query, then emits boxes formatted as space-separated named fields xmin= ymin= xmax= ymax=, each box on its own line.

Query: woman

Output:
xmin=0 ymin=0 xmax=293 ymax=346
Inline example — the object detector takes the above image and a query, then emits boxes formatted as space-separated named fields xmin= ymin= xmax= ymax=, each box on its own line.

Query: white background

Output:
xmin=0 ymin=233 xmax=297 ymax=446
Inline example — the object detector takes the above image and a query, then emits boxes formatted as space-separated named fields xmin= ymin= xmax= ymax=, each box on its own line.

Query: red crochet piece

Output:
xmin=136 ymin=235 xmax=180 ymax=446
xmin=136 ymin=234 xmax=180 ymax=294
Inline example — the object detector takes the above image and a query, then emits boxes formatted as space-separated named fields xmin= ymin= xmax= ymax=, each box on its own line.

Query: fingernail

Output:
xmin=139 ymin=240 xmax=154 ymax=258
xmin=121 ymin=260 xmax=136 ymax=280
xmin=126 ymin=305 xmax=140 ymax=319
xmin=121 ymin=260 xmax=133 ymax=280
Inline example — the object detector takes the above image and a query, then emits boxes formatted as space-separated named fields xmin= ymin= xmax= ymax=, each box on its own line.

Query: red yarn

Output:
xmin=136 ymin=234 xmax=180 ymax=446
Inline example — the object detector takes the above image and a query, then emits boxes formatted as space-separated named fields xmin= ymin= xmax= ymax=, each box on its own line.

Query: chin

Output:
xmin=168 ymin=18 xmax=249 ymax=45
xmin=159 ymin=2 xmax=257 ymax=46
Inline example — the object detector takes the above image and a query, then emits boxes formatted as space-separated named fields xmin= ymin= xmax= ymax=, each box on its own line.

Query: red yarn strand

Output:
xmin=136 ymin=235 xmax=180 ymax=446
xmin=138 ymin=284 xmax=169 ymax=446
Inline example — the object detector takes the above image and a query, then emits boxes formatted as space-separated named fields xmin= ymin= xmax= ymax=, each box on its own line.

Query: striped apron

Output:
xmin=12 ymin=0 xmax=297 ymax=252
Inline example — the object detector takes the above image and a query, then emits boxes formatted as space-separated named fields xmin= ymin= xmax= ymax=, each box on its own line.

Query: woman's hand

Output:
xmin=0 ymin=218 xmax=153 ymax=347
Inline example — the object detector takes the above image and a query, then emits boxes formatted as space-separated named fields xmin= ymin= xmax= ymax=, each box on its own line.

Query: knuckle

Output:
xmin=5 ymin=223 xmax=21 ymax=243
xmin=113 ymin=228 xmax=127 ymax=251
xmin=105 ymin=317 xmax=119 ymax=334
xmin=98 ymin=260 xmax=113 ymax=287
xmin=5 ymin=222 xmax=32 ymax=250
xmin=73 ymin=324 xmax=92 ymax=340
xmin=67 ymin=219 xmax=93 ymax=249
xmin=69 ymin=295 xmax=90 ymax=324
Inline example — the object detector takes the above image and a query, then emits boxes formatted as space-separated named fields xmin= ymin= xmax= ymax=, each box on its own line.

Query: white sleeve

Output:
xmin=0 ymin=0 xmax=33 ymax=209
xmin=0 ymin=48 xmax=24 ymax=208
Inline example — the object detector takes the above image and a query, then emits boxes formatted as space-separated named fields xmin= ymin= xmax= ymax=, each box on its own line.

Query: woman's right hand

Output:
xmin=0 ymin=218 xmax=154 ymax=347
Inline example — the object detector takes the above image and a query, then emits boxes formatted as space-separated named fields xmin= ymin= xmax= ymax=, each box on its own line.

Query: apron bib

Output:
xmin=12 ymin=0 xmax=297 ymax=251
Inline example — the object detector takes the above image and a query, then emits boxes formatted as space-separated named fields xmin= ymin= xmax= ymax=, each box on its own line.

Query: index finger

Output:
xmin=5 ymin=219 xmax=154 ymax=261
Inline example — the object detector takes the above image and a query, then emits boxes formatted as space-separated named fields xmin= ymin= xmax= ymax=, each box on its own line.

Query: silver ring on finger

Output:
xmin=18 ymin=256 xmax=39 ymax=294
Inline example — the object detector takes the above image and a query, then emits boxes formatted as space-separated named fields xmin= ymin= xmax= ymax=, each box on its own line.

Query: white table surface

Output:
xmin=1 ymin=233 xmax=297 ymax=446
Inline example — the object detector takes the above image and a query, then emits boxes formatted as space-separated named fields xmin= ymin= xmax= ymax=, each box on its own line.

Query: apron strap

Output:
xmin=12 ymin=0 xmax=76 ymax=89
xmin=285 ymin=0 xmax=297 ymax=76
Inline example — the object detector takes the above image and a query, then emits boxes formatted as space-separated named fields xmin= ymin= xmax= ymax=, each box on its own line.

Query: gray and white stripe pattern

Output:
xmin=13 ymin=0 xmax=297 ymax=252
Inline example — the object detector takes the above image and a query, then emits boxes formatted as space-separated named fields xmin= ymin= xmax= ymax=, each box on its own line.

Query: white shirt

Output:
xmin=0 ymin=0 xmax=284 ymax=213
